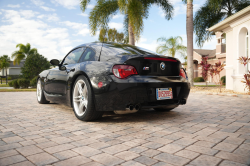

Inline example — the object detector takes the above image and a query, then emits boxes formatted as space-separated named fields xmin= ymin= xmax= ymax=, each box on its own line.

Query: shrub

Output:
xmin=30 ymin=76 xmax=38 ymax=88
xmin=194 ymin=77 xmax=205 ymax=82
xmin=221 ymin=76 xmax=226 ymax=85
xmin=18 ymin=79 xmax=30 ymax=89
xmin=7 ymin=76 xmax=12 ymax=80
xmin=21 ymin=53 xmax=50 ymax=79
xmin=8 ymin=80 xmax=13 ymax=87
xmin=12 ymin=79 xmax=20 ymax=89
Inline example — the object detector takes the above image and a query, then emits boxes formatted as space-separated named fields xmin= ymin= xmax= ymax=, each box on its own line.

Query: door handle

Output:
xmin=67 ymin=68 xmax=75 ymax=73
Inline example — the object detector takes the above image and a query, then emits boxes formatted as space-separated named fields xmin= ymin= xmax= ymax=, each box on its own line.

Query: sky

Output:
xmin=0 ymin=0 xmax=216 ymax=62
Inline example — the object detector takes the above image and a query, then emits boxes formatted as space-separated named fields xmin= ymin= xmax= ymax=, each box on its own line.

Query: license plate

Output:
xmin=156 ymin=88 xmax=173 ymax=100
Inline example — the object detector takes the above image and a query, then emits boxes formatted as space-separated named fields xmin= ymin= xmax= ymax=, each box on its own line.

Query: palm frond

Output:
xmin=80 ymin=0 xmax=91 ymax=12
xmin=89 ymin=0 xmax=119 ymax=36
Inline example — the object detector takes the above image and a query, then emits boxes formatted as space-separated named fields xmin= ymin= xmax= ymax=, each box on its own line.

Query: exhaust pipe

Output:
xmin=135 ymin=104 xmax=140 ymax=110
xmin=180 ymin=99 xmax=186 ymax=105
xmin=129 ymin=105 xmax=134 ymax=110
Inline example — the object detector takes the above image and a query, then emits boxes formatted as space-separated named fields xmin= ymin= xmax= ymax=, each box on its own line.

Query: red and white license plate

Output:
xmin=156 ymin=88 xmax=173 ymax=100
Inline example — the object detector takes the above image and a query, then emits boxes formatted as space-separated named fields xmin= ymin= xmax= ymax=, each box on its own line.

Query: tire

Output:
xmin=37 ymin=78 xmax=50 ymax=104
xmin=154 ymin=105 xmax=179 ymax=112
xmin=72 ymin=75 xmax=103 ymax=121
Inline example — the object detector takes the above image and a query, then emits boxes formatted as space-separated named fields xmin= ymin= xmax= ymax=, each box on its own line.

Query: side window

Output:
xmin=79 ymin=48 xmax=96 ymax=62
xmin=63 ymin=47 xmax=85 ymax=65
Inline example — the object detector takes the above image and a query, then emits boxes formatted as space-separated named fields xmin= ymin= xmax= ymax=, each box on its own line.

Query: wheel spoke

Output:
xmin=83 ymin=85 xmax=88 ymax=99
xmin=74 ymin=96 xmax=81 ymax=102
xmin=77 ymin=82 xmax=83 ymax=95
xmin=82 ymin=100 xmax=88 ymax=108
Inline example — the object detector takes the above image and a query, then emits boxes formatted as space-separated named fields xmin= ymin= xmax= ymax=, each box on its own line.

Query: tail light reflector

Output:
xmin=113 ymin=65 xmax=138 ymax=79
xmin=180 ymin=68 xmax=187 ymax=79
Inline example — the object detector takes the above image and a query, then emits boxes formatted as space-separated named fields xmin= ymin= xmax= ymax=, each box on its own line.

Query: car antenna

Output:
xmin=98 ymin=27 xmax=108 ymax=61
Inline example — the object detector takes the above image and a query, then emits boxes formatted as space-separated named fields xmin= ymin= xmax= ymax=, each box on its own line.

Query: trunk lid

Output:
xmin=124 ymin=56 xmax=181 ymax=76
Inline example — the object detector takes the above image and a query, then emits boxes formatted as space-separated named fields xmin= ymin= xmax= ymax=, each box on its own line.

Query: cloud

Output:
xmin=79 ymin=13 xmax=88 ymax=17
xmin=37 ymin=13 xmax=59 ymax=22
xmin=7 ymin=4 xmax=20 ymax=8
xmin=136 ymin=37 xmax=158 ymax=53
xmin=40 ymin=6 xmax=56 ymax=11
xmin=51 ymin=0 xmax=79 ymax=9
xmin=0 ymin=9 xmax=74 ymax=60
xmin=87 ymin=4 xmax=94 ymax=9
xmin=30 ymin=0 xmax=44 ymax=6
xmin=108 ymin=22 xmax=123 ymax=30
xmin=62 ymin=21 xmax=90 ymax=36
xmin=113 ymin=14 xmax=123 ymax=19
xmin=159 ymin=0 xmax=206 ymax=17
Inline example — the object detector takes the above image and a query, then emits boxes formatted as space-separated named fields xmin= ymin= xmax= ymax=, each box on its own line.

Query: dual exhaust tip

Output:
xmin=128 ymin=104 xmax=140 ymax=111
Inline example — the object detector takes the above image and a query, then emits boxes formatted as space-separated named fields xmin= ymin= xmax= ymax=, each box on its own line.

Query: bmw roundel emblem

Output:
xmin=160 ymin=62 xmax=166 ymax=70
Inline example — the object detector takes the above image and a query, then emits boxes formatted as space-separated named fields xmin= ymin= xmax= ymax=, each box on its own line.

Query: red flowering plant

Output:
xmin=209 ymin=61 xmax=225 ymax=93
xmin=238 ymin=56 xmax=250 ymax=94
xmin=199 ymin=57 xmax=211 ymax=87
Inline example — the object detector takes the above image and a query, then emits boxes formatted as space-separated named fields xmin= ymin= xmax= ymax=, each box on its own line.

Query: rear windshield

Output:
xmin=101 ymin=43 xmax=160 ymax=56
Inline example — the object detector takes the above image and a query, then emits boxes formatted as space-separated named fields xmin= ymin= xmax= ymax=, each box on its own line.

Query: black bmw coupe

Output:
xmin=37 ymin=42 xmax=190 ymax=121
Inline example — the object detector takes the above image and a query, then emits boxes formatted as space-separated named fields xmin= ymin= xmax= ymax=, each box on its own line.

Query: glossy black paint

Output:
xmin=38 ymin=42 xmax=190 ymax=111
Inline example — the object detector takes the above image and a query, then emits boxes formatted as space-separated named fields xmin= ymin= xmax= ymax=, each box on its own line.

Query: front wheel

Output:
xmin=72 ymin=75 xmax=103 ymax=121
xmin=37 ymin=78 xmax=49 ymax=104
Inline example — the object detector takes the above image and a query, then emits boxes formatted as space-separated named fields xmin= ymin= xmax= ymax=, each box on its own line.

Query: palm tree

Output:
xmin=182 ymin=0 xmax=194 ymax=86
xmin=0 ymin=55 xmax=10 ymax=80
xmin=156 ymin=36 xmax=187 ymax=58
xmin=194 ymin=0 xmax=250 ymax=47
xmin=11 ymin=43 xmax=37 ymax=65
xmin=80 ymin=0 xmax=174 ymax=45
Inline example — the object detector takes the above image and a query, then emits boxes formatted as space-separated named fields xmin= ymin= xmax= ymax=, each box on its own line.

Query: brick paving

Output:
xmin=0 ymin=92 xmax=250 ymax=166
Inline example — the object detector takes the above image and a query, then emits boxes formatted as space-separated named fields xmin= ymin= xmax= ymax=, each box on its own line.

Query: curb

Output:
xmin=191 ymin=91 xmax=250 ymax=98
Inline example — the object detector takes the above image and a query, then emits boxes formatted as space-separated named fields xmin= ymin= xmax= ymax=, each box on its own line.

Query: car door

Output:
xmin=46 ymin=47 xmax=86 ymax=95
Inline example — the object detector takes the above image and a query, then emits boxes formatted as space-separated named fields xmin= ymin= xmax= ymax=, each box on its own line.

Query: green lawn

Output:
xmin=0 ymin=89 xmax=36 ymax=92
xmin=0 ymin=84 xmax=10 ymax=87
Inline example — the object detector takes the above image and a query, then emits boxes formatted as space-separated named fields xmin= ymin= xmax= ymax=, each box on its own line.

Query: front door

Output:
xmin=45 ymin=47 xmax=86 ymax=95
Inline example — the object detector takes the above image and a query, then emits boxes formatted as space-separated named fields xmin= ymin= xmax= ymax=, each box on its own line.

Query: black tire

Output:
xmin=72 ymin=75 xmax=103 ymax=121
xmin=37 ymin=78 xmax=50 ymax=104
xmin=154 ymin=105 xmax=179 ymax=112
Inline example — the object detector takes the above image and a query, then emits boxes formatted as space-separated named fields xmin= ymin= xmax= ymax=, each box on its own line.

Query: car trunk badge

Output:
xmin=143 ymin=67 xmax=149 ymax=70
xmin=160 ymin=62 xmax=166 ymax=70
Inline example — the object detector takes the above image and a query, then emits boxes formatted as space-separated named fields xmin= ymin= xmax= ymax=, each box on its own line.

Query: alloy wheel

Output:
xmin=73 ymin=79 xmax=88 ymax=116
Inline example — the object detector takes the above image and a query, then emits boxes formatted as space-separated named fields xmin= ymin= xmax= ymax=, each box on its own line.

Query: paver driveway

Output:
xmin=0 ymin=92 xmax=250 ymax=166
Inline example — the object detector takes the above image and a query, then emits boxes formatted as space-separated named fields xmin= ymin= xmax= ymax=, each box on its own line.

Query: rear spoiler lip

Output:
xmin=144 ymin=57 xmax=177 ymax=62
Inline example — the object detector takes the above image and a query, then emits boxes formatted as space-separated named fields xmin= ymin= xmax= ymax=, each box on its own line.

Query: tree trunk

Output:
xmin=5 ymin=68 xmax=7 ymax=85
xmin=128 ymin=23 xmax=135 ymax=45
xmin=186 ymin=0 xmax=194 ymax=87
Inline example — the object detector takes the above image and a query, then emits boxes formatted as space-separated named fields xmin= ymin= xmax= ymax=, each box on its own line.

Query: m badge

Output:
xmin=143 ymin=67 xmax=149 ymax=70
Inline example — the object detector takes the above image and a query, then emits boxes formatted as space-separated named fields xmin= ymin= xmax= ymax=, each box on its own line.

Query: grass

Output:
xmin=0 ymin=84 xmax=10 ymax=87
xmin=0 ymin=89 xmax=36 ymax=92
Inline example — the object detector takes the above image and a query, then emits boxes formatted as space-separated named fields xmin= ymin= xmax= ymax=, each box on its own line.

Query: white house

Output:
xmin=0 ymin=60 xmax=24 ymax=77
xmin=209 ymin=6 xmax=250 ymax=93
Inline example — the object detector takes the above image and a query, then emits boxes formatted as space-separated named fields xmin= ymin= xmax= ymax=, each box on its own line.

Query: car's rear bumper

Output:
xmin=91 ymin=75 xmax=190 ymax=112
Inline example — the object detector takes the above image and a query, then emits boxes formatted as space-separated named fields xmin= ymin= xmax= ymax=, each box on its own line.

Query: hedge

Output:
xmin=194 ymin=77 xmax=205 ymax=82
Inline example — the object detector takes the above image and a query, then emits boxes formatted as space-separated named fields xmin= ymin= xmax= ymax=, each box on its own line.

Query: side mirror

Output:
xmin=60 ymin=65 xmax=66 ymax=71
xmin=50 ymin=59 xmax=60 ymax=66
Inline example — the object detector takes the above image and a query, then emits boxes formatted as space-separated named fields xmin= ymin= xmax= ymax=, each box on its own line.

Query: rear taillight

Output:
xmin=112 ymin=65 xmax=138 ymax=79
xmin=180 ymin=68 xmax=187 ymax=79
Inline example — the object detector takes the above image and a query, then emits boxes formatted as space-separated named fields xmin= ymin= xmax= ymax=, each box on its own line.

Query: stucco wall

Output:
xmin=223 ymin=13 xmax=250 ymax=92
